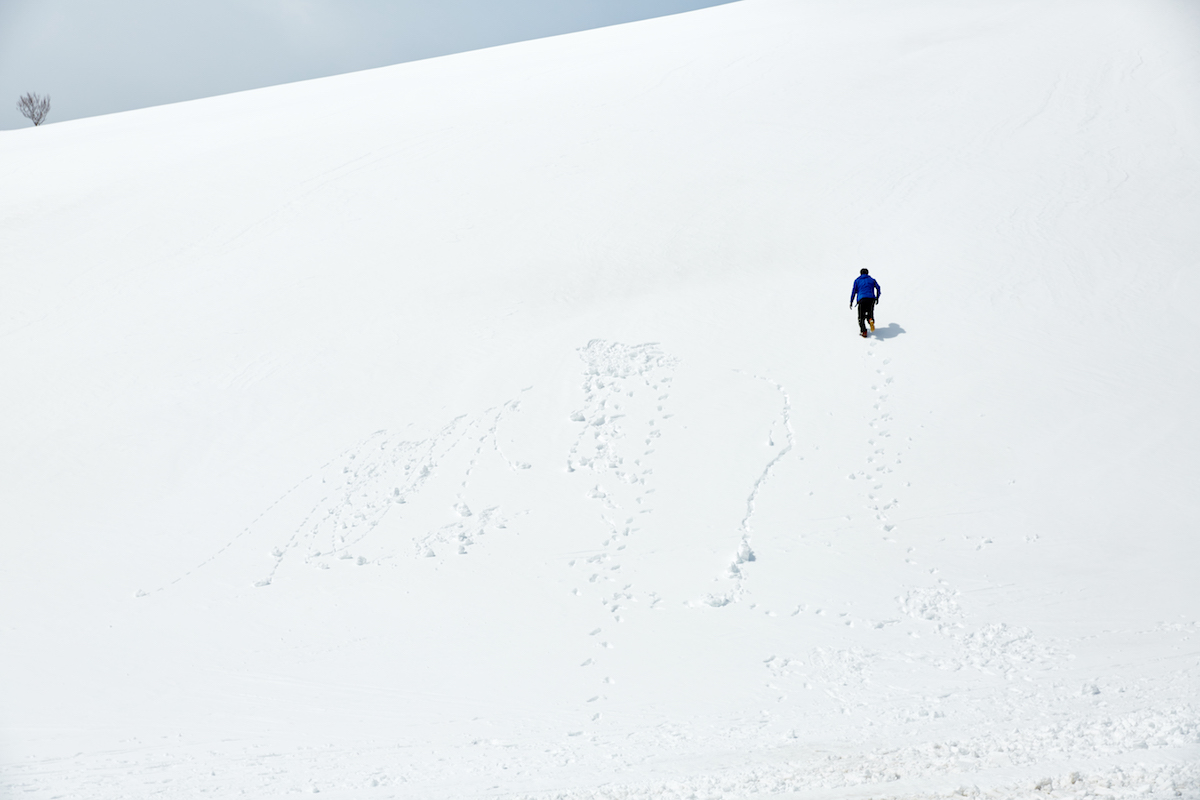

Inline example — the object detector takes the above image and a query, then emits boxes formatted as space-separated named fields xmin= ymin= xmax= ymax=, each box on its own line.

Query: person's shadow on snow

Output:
xmin=873 ymin=323 xmax=905 ymax=339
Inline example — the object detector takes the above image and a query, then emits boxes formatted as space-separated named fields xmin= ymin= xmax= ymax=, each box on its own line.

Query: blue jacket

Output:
xmin=850 ymin=275 xmax=880 ymax=305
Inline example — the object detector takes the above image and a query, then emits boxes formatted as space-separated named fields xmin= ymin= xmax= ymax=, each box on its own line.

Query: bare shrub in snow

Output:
xmin=16 ymin=92 xmax=51 ymax=126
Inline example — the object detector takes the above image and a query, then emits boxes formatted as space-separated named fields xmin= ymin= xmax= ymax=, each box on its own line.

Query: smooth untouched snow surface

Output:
xmin=3 ymin=0 xmax=1200 ymax=797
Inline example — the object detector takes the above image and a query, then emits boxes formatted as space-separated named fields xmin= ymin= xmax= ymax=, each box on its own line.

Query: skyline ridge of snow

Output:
xmin=0 ymin=0 xmax=737 ymax=129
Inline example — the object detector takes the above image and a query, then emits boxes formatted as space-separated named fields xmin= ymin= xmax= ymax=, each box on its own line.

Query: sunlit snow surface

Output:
xmin=2 ymin=0 xmax=1199 ymax=797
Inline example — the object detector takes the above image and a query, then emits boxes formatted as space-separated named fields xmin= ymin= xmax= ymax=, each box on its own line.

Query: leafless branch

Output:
xmin=17 ymin=92 xmax=51 ymax=126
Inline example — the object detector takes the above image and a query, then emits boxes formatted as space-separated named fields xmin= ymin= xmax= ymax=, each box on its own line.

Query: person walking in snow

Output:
xmin=850 ymin=268 xmax=881 ymax=338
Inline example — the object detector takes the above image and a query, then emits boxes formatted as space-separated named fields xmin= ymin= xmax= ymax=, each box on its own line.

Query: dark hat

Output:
xmin=860 ymin=268 xmax=869 ymax=275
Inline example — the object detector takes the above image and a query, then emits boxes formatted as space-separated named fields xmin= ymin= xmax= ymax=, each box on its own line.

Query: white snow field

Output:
xmin=3 ymin=0 xmax=1200 ymax=797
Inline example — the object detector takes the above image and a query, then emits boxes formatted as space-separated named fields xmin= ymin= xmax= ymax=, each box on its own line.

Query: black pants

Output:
xmin=857 ymin=298 xmax=875 ymax=333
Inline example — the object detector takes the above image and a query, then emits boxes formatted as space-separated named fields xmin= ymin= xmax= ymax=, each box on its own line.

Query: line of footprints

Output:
xmin=565 ymin=340 xmax=677 ymax=731
xmin=855 ymin=344 xmax=933 ymax=574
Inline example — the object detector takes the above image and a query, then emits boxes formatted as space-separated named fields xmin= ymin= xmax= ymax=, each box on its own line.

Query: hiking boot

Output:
xmin=869 ymin=320 xmax=875 ymax=332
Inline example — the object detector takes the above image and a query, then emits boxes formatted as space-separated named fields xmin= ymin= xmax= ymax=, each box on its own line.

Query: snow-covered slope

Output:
xmin=3 ymin=0 xmax=1199 ymax=797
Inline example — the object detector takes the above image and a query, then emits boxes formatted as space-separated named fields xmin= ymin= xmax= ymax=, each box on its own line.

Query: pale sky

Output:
xmin=0 ymin=0 xmax=733 ymax=129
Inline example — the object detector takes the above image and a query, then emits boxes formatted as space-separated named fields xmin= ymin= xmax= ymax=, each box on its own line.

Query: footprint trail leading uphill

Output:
xmin=566 ymin=341 xmax=678 ymax=606
xmin=140 ymin=398 xmax=530 ymax=594
xmin=564 ymin=340 xmax=678 ymax=728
